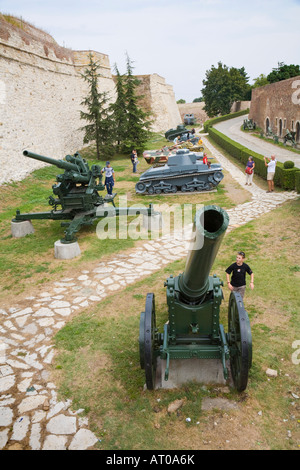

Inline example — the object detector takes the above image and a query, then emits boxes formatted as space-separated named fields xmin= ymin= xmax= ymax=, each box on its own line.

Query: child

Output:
xmin=225 ymin=251 xmax=254 ymax=299
xmin=101 ymin=161 xmax=115 ymax=195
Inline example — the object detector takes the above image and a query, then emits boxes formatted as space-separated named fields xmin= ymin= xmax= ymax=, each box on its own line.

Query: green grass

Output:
xmin=51 ymin=199 xmax=300 ymax=450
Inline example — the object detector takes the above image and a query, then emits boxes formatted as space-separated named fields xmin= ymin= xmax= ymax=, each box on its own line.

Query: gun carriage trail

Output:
xmin=0 ymin=133 xmax=298 ymax=450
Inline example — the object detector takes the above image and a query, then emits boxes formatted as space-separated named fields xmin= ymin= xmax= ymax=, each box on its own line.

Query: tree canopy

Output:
xmin=267 ymin=62 xmax=300 ymax=83
xmin=201 ymin=62 xmax=250 ymax=117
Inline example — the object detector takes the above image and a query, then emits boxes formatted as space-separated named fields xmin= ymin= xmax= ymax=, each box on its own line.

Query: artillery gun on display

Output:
xmin=12 ymin=150 xmax=154 ymax=244
xmin=136 ymin=149 xmax=223 ymax=195
xmin=139 ymin=205 xmax=252 ymax=392
xmin=266 ymin=127 xmax=279 ymax=144
xmin=243 ymin=118 xmax=256 ymax=130
xmin=283 ymin=129 xmax=297 ymax=148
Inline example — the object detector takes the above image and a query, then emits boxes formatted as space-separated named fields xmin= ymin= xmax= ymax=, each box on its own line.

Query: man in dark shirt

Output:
xmin=225 ymin=251 xmax=254 ymax=299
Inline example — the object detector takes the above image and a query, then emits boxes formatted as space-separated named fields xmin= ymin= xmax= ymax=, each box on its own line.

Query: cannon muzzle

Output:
xmin=178 ymin=205 xmax=229 ymax=302
xmin=23 ymin=150 xmax=79 ymax=172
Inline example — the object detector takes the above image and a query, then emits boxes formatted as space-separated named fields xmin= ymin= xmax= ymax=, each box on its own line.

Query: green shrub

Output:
xmin=295 ymin=171 xmax=300 ymax=193
xmin=283 ymin=160 xmax=295 ymax=169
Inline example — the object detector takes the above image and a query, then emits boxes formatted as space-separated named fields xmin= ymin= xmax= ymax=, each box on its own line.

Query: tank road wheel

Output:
xmin=181 ymin=184 xmax=188 ymax=192
xmin=147 ymin=185 xmax=154 ymax=195
xmin=214 ymin=171 xmax=223 ymax=182
xmin=136 ymin=182 xmax=146 ymax=194
xmin=139 ymin=293 xmax=157 ymax=389
xmin=227 ymin=292 xmax=252 ymax=392
xmin=170 ymin=185 xmax=177 ymax=193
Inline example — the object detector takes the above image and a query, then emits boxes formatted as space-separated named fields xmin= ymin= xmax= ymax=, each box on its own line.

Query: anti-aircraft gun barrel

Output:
xmin=23 ymin=150 xmax=79 ymax=172
xmin=178 ymin=205 xmax=229 ymax=302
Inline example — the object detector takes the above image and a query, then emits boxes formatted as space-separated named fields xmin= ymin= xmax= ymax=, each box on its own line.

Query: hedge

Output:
xmin=203 ymin=109 xmax=249 ymax=133
xmin=208 ymin=127 xmax=300 ymax=191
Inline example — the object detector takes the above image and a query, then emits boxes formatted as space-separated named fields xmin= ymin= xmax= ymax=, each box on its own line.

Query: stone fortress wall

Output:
xmin=0 ymin=15 xmax=181 ymax=184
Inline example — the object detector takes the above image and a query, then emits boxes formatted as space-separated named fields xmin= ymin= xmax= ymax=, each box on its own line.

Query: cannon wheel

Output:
xmin=139 ymin=293 xmax=157 ymax=389
xmin=227 ymin=292 xmax=252 ymax=392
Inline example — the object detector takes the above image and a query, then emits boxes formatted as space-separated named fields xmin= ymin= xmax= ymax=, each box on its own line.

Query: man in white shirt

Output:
xmin=264 ymin=155 xmax=277 ymax=192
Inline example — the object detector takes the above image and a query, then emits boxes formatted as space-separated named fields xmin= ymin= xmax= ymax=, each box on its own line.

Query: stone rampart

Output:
xmin=0 ymin=15 xmax=180 ymax=184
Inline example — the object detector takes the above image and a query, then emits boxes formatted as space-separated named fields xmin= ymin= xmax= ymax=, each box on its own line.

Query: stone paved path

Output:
xmin=0 ymin=136 xmax=298 ymax=450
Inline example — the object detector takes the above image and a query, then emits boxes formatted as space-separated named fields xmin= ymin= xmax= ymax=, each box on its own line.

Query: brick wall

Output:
xmin=249 ymin=76 xmax=300 ymax=141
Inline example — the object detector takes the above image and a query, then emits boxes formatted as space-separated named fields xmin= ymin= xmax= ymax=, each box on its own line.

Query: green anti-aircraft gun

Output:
xmin=12 ymin=150 xmax=154 ymax=243
xmin=139 ymin=205 xmax=252 ymax=392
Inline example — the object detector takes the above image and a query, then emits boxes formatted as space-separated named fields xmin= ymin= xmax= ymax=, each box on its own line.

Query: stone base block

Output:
xmin=11 ymin=220 xmax=34 ymax=238
xmin=155 ymin=358 xmax=232 ymax=389
xmin=143 ymin=213 xmax=163 ymax=232
xmin=54 ymin=240 xmax=81 ymax=259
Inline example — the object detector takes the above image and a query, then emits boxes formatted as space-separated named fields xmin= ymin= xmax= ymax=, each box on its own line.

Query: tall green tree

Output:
xmin=202 ymin=62 xmax=250 ymax=117
xmin=252 ymin=73 xmax=269 ymax=88
xmin=121 ymin=53 xmax=152 ymax=153
xmin=109 ymin=63 xmax=128 ymax=147
xmin=80 ymin=53 xmax=115 ymax=160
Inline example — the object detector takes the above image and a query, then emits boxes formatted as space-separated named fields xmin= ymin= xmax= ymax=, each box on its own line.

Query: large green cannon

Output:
xmin=139 ymin=205 xmax=252 ymax=392
xmin=13 ymin=150 xmax=155 ymax=244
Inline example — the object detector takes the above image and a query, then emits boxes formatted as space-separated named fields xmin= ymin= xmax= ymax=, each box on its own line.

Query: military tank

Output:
xmin=135 ymin=149 xmax=224 ymax=194
xmin=165 ymin=125 xmax=189 ymax=141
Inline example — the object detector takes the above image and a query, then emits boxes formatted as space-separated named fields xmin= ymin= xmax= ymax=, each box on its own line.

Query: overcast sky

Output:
xmin=1 ymin=0 xmax=300 ymax=102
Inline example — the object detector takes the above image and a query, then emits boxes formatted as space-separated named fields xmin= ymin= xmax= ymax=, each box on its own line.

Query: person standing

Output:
xmin=264 ymin=155 xmax=277 ymax=192
xmin=101 ymin=161 xmax=115 ymax=195
xmin=225 ymin=251 xmax=254 ymax=300
xmin=131 ymin=150 xmax=137 ymax=173
xmin=245 ymin=156 xmax=255 ymax=185
xmin=202 ymin=153 xmax=208 ymax=165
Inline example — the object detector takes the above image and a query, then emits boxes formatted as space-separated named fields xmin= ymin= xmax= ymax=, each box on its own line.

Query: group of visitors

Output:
xmin=245 ymin=154 xmax=277 ymax=192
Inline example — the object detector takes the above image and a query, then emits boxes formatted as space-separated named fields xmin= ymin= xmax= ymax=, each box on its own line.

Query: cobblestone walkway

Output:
xmin=0 ymin=137 xmax=298 ymax=450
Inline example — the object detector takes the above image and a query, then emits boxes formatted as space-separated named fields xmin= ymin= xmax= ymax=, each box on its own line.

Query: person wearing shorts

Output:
xmin=264 ymin=155 xmax=277 ymax=192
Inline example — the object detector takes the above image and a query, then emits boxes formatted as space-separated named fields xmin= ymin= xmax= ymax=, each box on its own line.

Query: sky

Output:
xmin=1 ymin=0 xmax=300 ymax=102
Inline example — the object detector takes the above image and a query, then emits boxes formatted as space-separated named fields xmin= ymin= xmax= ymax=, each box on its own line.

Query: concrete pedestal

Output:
xmin=54 ymin=240 xmax=81 ymax=259
xmin=11 ymin=220 xmax=34 ymax=238
xmin=155 ymin=357 xmax=232 ymax=389
xmin=143 ymin=213 xmax=163 ymax=232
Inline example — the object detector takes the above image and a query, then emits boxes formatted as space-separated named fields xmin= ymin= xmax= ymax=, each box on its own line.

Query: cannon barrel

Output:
xmin=23 ymin=150 xmax=79 ymax=172
xmin=178 ymin=205 xmax=229 ymax=302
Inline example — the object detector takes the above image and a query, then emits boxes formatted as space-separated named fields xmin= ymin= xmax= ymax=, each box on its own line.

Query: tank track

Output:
xmin=135 ymin=171 xmax=223 ymax=195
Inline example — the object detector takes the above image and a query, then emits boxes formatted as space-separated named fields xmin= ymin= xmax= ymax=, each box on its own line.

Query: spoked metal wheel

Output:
xmin=227 ymin=292 xmax=252 ymax=392
xmin=139 ymin=293 xmax=158 ymax=389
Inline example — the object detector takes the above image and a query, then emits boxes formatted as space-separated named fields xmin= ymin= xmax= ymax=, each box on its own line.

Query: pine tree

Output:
xmin=122 ymin=53 xmax=152 ymax=153
xmin=109 ymin=64 xmax=128 ymax=148
xmin=80 ymin=53 xmax=115 ymax=160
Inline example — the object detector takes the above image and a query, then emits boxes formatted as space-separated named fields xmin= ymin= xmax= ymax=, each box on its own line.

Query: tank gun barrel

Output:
xmin=179 ymin=205 xmax=229 ymax=301
xmin=23 ymin=150 xmax=79 ymax=172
